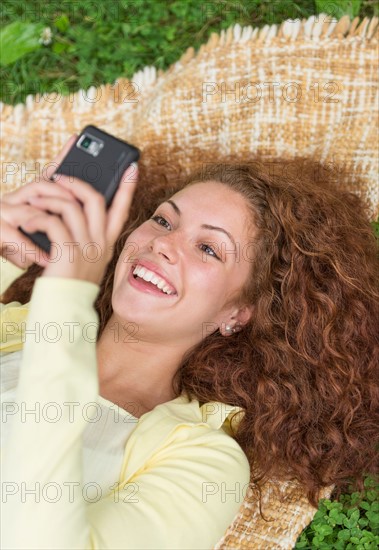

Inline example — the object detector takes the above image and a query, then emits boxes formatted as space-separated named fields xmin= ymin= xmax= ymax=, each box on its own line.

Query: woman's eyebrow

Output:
xmin=165 ymin=199 xmax=181 ymax=216
xmin=164 ymin=199 xmax=237 ymax=251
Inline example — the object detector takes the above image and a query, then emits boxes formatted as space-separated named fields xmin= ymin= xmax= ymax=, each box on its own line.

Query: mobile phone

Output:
xmin=19 ymin=125 xmax=140 ymax=254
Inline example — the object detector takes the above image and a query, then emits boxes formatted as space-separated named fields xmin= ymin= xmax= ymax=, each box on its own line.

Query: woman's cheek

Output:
xmin=190 ymin=265 xmax=223 ymax=298
xmin=120 ymin=226 xmax=150 ymax=263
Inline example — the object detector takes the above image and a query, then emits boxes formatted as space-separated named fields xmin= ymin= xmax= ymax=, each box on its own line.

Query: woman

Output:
xmin=1 ymin=135 xmax=378 ymax=549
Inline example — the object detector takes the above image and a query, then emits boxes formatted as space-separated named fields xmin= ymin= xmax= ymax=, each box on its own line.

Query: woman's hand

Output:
xmin=1 ymin=134 xmax=139 ymax=285
xmin=24 ymin=161 xmax=138 ymax=284
xmin=0 ymin=135 xmax=78 ymax=269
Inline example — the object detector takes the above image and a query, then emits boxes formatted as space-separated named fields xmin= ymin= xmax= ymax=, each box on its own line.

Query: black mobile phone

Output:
xmin=19 ymin=125 xmax=140 ymax=254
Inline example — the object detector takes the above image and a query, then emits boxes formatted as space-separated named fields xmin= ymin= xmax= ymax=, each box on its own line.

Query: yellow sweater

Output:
xmin=0 ymin=259 xmax=250 ymax=550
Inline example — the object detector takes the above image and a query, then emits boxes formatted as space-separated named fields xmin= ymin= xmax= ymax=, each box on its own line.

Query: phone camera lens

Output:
xmin=82 ymin=137 xmax=92 ymax=149
xmin=77 ymin=133 xmax=104 ymax=157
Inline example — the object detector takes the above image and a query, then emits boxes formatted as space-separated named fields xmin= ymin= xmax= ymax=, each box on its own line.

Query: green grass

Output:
xmin=0 ymin=0 xmax=378 ymax=105
xmin=295 ymin=476 xmax=379 ymax=549
xmin=1 ymin=2 xmax=378 ymax=545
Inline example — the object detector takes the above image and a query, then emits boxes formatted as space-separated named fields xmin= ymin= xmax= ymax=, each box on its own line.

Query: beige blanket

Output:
xmin=1 ymin=13 xmax=378 ymax=223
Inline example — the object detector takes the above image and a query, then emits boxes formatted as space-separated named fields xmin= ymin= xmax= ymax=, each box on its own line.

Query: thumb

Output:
xmin=43 ymin=134 xmax=78 ymax=181
xmin=106 ymin=162 xmax=139 ymax=244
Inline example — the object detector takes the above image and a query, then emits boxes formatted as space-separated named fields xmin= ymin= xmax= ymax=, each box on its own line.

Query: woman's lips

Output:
xmin=127 ymin=268 xmax=177 ymax=298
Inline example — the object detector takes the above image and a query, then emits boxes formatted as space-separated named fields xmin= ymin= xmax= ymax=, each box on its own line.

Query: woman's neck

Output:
xmin=95 ymin=317 xmax=184 ymax=417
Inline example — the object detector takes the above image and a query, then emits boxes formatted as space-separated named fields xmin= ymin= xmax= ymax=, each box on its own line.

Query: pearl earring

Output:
xmin=225 ymin=325 xmax=235 ymax=334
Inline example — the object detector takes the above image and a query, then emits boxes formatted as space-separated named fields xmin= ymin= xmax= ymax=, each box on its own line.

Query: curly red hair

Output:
xmin=2 ymin=158 xmax=378 ymax=509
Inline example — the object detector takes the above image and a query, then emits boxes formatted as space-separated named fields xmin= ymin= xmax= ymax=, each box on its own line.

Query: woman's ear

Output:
xmin=222 ymin=304 xmax=254 ymax=335
xmin=235 ymin=304 xmax=254 ymax=328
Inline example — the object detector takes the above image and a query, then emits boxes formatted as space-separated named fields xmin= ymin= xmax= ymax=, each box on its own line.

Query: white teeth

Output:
xmin=138 ymin=267 xmax=147 ymax=278
xmin=143 ymin=270 xmax=153 ymax=282
xmin=132 ymin=265 xmax=175 ymax=295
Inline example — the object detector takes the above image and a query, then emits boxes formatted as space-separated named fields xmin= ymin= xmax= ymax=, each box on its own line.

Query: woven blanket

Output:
xmin=1 ymin=13 xmax=378 ymax=222
xmin=0 ymin=13 xmax=378 ymax=550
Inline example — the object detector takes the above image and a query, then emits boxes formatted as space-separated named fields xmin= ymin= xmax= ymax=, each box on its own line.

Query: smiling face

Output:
xmin=111 ymin=180 xmax=256 ymax=347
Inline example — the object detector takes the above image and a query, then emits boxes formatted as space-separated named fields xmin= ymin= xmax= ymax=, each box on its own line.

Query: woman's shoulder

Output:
xmin=87 ymin=395 xmax=250 ymax=550
xmin=140 ymin=393 xmax=246 ymax=439
xmin=119 ymin=393 xmax=250 ymax=486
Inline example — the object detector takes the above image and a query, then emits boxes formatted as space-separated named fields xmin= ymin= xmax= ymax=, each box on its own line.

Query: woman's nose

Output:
xmin=149 ymin=232 xmax=179 ymax=263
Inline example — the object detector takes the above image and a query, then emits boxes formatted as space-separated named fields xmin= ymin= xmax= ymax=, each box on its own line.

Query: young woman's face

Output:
xmin=112 ymin=181 xmax=256 ymax=347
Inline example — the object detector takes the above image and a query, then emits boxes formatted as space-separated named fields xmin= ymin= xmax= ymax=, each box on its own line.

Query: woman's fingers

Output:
xmin=26 ymin=195 xmax=89 ymax=245
xmin=105 ymin=163 xmax=139 ymax=244
xmin=0 ymin=163 xmax=79 ymax=269
xmin=2 ymin=179 xmax=78 ymax=206
xmin=56 ymin=175 xmax=107 ymax=248
xmin=3 ymin=158 xmax=139 ymax=281
xmin=1 ymin=226 xmax=48 ymax=268
xmin=1 ymin=134 xmax=79 ymax=211
xmin=57 ymin=163 xmax=139 ymax=254
xmin=2 ymin=200 xmax=52 ymax=227
xmin=20 ymin=210 xmax=73 ymax=256
xmin=0 ymin=202 xmax=51 ymax=267
xmin=54 ymin=163 xmax=138 ymax=264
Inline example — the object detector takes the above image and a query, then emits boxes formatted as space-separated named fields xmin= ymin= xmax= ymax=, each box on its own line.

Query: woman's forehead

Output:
xmin=170 ymin=180 xmax=247 ymax=211
xmin=168 ymin=181 xmax=254 ymax=242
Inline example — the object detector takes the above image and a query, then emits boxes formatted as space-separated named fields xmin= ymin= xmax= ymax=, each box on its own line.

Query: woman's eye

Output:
xmin=150 ymin=216 xmax=220 ymax=260
xmin=151 ymin=215 xmax=171 ymax=229
xmin=199 ymin=243 xmax=220 ymax=260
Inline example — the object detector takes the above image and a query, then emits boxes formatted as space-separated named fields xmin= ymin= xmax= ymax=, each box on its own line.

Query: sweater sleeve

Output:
xmin=1 ymin=274 xmax=101 ymax=550
xmin=0 ymin=271 xmax=250 ymax=550
xmin=86 ymin=426 xmax=250 ymax=550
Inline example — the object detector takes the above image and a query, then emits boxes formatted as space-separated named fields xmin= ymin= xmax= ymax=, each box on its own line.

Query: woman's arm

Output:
xmin=1 ymin=275 xmax=100 ymax=549
xmin=1 ymin=141 xmax=142 ymax=547
xmin=86 ymin=425 xmax=250 ymax=549
xmin=1 ymin=275 xmax=249 ymax=550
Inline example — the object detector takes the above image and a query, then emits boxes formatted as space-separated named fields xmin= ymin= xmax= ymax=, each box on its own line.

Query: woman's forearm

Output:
xmin=1 ymin=276 xmax=100 ymax=550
